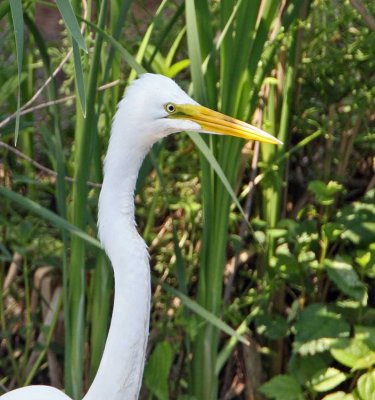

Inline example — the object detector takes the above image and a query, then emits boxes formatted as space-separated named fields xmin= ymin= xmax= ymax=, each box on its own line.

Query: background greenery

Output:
xmin=0 ymin=0 xmax=374 ymax=399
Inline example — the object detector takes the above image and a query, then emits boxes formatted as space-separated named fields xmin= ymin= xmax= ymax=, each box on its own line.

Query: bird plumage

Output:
xmin=1 ymin=74 xmax=280 ymax=399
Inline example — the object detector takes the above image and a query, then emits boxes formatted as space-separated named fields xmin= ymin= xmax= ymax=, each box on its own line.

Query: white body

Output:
xmin=0 ymin=75 xmax=200 ymax=400
xmin=1 ymin=74 xmax=279 ymax=399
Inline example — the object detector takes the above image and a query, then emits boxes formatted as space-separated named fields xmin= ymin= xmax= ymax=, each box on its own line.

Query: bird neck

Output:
xmin=86 ymin=138 xmax=151 ymax=400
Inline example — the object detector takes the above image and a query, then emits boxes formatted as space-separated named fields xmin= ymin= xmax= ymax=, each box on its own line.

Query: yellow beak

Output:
xmin=170 ymin=104 xmax=282 ymax=145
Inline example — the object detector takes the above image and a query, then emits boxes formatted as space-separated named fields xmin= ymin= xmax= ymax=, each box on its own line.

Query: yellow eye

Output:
xmin=165 ymin=103 xmax=176 ymax=114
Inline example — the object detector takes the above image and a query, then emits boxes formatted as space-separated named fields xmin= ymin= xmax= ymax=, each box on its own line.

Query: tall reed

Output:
xmin=185 ymin=1 xmax=303 ymax=398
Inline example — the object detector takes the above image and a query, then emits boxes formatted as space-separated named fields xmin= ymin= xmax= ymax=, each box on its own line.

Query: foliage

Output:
xmin=0 ymin=0 xmax=374 ymax=399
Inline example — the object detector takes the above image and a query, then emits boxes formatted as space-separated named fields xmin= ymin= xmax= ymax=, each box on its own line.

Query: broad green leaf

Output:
xmin=357 ymin=370 xmax=375 ymax=400
xmin=308 ymin=180 xmax=344 ymax=206
xmin=322 ymin=392 xmax=355 ymax=400
xmin=298 ymin=338 xmax=339 ymax=356
xmin=144 ymin=341 xmax=173 ymax=400
xmin=259 ymin=375 xmax=303 ymax=400
xmin=56 ymin=0 xmax=87 ymax=52
xmin=0 ymin=186 xmax=101 ymax=249
xmin=294 ymin=304 xmax=350 ymax=355
xmin=288 ymin=354 xmax=329 ymax=386
xmin=8 ymin=0 xmax=23 ymax=144
xmin=336 ymin=191 xmax=375 ymax=246
xmin=311 ymin=368 xmax=347 ymax=392
xmin=323 ymin=222 xmax=344 ymax=242
xmin=255 ymin=313 xmax=288 ymax=340
xmin=352 ymin=352 xmax=375 ymax=371
xmin=331 ymin=338 xmax=371 ymax=368
xmin=325 ymin=259 xmax=367 ymax=305
xmin=355 ymin=326 xmax=375 ymax=350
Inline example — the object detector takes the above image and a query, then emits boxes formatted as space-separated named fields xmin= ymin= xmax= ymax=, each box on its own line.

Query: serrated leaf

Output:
xmin=298 ymin=338 xmax=338 ymax=356
xmin=259 ymin=375 xmax=303 ymax=400
xmin=325 ymin=259 xmax=367 ymax=305
xmin=144 ymin=341 xmax=173 ymax=400
xmin=294 ymin=304 xmax=350 ymax=355
xmin=357 ymin=370 xmax=375 ymax=400
xmin=309 ymin=180 xmax=344 ymax=206
xmin=311 ymin=368 xmax=347 ymax=392
xmin=336 ymin=198 xmax=375 ymax=246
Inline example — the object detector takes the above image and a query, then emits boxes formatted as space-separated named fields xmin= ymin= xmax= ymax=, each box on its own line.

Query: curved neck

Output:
xmin=85 ymin=137 xmax=151 ymax=400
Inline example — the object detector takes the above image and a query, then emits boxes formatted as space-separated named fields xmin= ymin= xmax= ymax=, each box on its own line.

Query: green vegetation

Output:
xmin=1 ymin=0 xmax=374 ymax=399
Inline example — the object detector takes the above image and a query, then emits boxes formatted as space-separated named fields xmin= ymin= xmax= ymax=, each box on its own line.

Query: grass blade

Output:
xmin=8 ymin=0 xmax=23 ymax=144
xmin=185 ymin=0 xmax=207 ymax=104
xmin=77 ymin=16 xmax=146 ymax=75
xmin=72 ymin=40 xmax=86 ymax=117
xmin=0 ymin=186 xmax=101 ymax=249
xmin=155 ymin=279 xmax=249 ymax=346
xmin=188 ymin=132 xmax=249 ymax=223
xmin=56 ymin=0 xmax=87 ymax=52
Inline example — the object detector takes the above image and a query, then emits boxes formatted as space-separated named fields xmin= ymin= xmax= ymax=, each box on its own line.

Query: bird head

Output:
xmin=114 ymin=73 xmax=282 ymax=148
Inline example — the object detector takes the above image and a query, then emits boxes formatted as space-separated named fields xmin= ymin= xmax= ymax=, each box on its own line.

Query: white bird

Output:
xmin=1 ymin=74 xmax=281 ymax=400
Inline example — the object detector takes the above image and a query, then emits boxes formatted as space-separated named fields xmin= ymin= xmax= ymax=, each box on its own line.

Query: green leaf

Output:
xmin=8 ymin=0 xmax=23 ymax=144
xmin=55 ymin=0 xmax=87 ymax=52
xmin=167 ymin=59 xmax=191 ymax=78
xmin=294 ymin=304 xmax=350 ymax=355
xmin=185 ymin=0 xmax=207 ymax=104
xmin=0 ymin=186 xmax=101 ymax=249
xmin=325 ymin=259 xmax=367 ymax=305
xmin=77 ymin=16 xmax=146 ymax=75
xmin=357 ymin=370 xmax=375 ymax=400
xmin=288 ymin=354 xmax=329 ymax=386
xmin=308 ymin=180 xmax=344 ymax=206
xmin=331 ymin=338 xmax=371 ymax=368
xmin=255 ymin=313 xmax=288 ymax=340
xmin=322 ymin=392 xmax=355 ymax=400
xmin=72 ymin=40 xmax=86 ymax=116
xmin=355 ymin=326 xmax=375 ymax=350
xmin=352 ymin=352 xmax=375 ymax=371
xmin=144 ymin=341 xmax=173 ymax=400
xmin=311 ymin=368 xmax=347 ymax=392
xmin=323 ymin=222 xmax=344 ymax=242
xmin=259 ymin=375 xmax=303 ymax=400
xmin=336 ymin=193 xmax=375 ymax=246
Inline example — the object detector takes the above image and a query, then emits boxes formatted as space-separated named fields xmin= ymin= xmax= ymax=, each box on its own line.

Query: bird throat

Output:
xmin=89 ymin=139 xmax=151 ymax=400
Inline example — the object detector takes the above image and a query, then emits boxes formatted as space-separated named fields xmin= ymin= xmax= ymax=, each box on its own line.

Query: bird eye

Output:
xmin=165 ymin=103 xmax=176 ymax=114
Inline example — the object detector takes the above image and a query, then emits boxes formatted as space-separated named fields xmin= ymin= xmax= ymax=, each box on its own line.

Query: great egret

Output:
xmin=1 ymin=74 xmax=281 ymax=400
